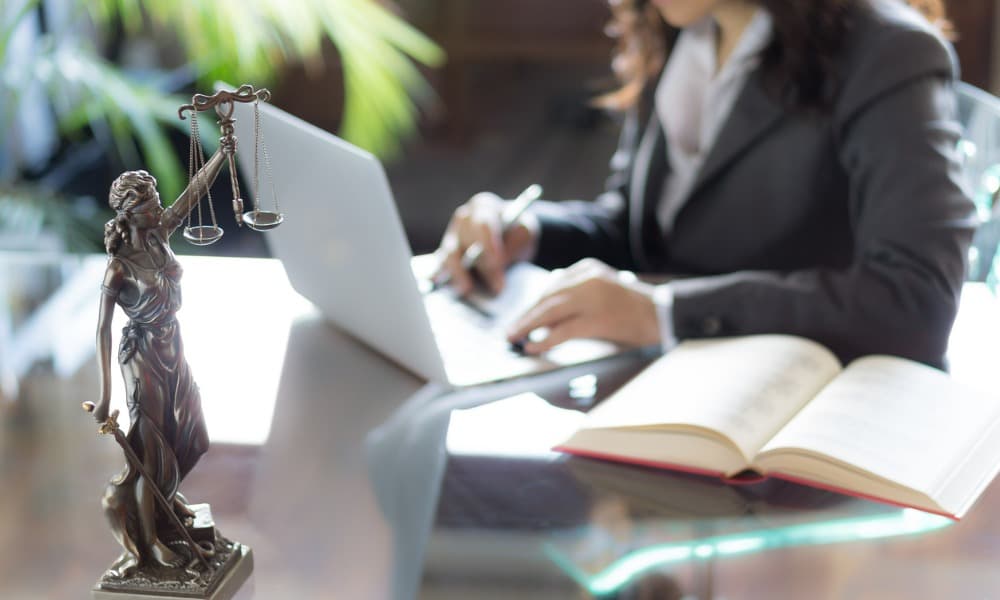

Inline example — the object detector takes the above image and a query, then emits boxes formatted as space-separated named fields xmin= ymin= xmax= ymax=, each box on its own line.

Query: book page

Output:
xmin=578 ymin=335 xmax=842 ymax=462
xmin=759 ymin=356 xmax=1000 ymax=500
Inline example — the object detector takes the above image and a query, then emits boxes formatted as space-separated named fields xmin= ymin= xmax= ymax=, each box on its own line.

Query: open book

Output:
xmin=555 ymin=335 xmax=1000 ymax=520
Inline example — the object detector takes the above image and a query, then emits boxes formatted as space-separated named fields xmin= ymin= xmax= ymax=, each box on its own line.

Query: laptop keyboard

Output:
xmin=421 ymin=289 xmax=547 ymax=385
xmin=414 ymin=262 xmax=619 ymax=384
xmin=425 ymin=292 xmax=512 ymax=352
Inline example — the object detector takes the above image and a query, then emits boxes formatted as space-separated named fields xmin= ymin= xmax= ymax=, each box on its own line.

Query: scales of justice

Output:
xmin=82 ymin=84 xmax=282 ymax=599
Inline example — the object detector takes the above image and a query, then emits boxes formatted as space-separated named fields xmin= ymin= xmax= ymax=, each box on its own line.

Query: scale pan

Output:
xmin=242 ymin=211 xmax=284 ymax=231
xmin=183 ymin=225 xmax=224 ymax=246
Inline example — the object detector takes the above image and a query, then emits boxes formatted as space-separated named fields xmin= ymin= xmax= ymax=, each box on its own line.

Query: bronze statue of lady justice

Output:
xmin=83 ymin=85 xmax=280 ymax=598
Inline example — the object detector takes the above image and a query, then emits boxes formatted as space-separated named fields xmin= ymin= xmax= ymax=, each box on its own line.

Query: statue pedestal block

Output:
xmin=92 ymin=540 xmax=253 ymax=600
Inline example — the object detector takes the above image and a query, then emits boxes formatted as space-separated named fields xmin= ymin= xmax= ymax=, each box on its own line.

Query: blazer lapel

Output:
xmin=626 ymin=30 xmax=679 ymax=271
xmin=629 ymin=111 xmax=668 ymax=271
xmin=688 ymin=69 xmax=785 ymax=199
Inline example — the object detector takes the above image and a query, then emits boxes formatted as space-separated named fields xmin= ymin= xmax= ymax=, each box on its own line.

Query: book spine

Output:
xmin=553 ymin=445 xmax=729 ymax=479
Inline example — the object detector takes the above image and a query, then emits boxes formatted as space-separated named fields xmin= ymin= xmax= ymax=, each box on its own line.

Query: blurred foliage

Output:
xmin=1 ymin=0 xmax=443 ymax=238
xmin=86 ymin=0 xmax=444 ymax=159
xmin=0 ymin=185 xmax=105 ymax=252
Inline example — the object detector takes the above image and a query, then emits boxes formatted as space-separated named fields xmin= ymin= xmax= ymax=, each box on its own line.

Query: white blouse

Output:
xmin=654 ymin=8 xmax=774 ymax=234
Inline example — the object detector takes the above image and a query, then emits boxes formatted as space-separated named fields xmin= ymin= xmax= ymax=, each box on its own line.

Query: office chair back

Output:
xmin=955 ymin=81 xmax=1000 ymax=283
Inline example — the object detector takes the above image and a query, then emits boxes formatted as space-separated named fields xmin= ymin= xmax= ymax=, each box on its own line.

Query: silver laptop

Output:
xmin=230 ymin=99 xmax=618 ymax=387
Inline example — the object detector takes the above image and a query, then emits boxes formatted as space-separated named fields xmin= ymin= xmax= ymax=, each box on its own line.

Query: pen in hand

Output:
xmin=431 ymin=184 xmax=543 ymax=292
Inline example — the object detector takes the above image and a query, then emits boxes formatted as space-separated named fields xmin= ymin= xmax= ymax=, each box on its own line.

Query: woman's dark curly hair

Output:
xmin=599 ymin=0 xmax=951 ymax=111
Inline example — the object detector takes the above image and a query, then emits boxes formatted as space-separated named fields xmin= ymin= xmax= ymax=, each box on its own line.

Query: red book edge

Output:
xmin=553 ymin=444 xmax=960 ymax=521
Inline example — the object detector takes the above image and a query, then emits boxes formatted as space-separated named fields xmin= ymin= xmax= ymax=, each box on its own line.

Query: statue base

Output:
xmin=91 ymin=505 xmax=253 ymax=599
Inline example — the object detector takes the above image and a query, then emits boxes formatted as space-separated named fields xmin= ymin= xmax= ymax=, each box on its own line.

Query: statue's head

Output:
xmin=104 ymin=170 xmax=163 ymax=255
xmin=109 ymin=170 xmax=162 ymax=219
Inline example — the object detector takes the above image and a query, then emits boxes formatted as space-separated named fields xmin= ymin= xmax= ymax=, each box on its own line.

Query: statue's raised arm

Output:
xmin=160 ymin=143 xmax=231 ymax=235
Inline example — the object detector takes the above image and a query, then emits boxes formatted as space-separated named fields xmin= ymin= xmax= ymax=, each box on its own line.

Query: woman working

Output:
xmin=435 ymin=0 xmax=975 ymax=369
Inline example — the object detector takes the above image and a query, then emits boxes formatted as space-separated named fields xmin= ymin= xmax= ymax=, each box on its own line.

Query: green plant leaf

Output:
xmin=86 ymin=0 xmax=445 ymax=158
xmin=41 ymin=45 xmax=188 ymax=201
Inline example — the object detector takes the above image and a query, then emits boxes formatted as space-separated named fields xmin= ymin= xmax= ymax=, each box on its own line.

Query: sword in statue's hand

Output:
xmin=82 ymin=402 xmax=213 ymax=570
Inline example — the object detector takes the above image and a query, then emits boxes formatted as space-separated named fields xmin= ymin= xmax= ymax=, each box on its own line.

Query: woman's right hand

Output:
xmin=433 ymin=192 xmax=537 ymax=296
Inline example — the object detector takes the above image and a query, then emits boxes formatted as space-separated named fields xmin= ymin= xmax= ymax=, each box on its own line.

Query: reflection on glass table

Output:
xmin=419 ymin=393 xmax=953 ymax=598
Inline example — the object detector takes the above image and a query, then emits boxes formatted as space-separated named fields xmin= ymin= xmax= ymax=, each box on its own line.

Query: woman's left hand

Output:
xmin=506 ymin=258 xmax=661 ymax=354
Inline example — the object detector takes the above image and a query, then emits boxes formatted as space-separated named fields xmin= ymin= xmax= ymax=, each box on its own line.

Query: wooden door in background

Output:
xmin=947 ymin=0 xmax=996 ymax=89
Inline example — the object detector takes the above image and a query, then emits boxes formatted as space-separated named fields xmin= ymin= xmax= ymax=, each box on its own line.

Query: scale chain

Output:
xmin=187 ymin=111 xmax=218 ymax=241
xmin=254 ymin=100 xmax=280 ymax=215
xmin=187 ymin=112 xmax=196 ymax=233
xmin=262 ymin=138 xmax=279 ymax=215
xmin=193 ymin=114 xmax=218 ymax=232
xmin=192 ymin=112 xmax=204 ymax=231
xmin=253 ymin=101 xmax=261 ymax=216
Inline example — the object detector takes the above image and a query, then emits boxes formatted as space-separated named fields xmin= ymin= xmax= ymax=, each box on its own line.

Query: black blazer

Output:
xmin=527 ymin=0 xmax=977 ymax=368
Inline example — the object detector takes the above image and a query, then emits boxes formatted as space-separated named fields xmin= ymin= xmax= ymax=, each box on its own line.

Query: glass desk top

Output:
xmin=2 ymin=252 xmax=999 ymax=599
